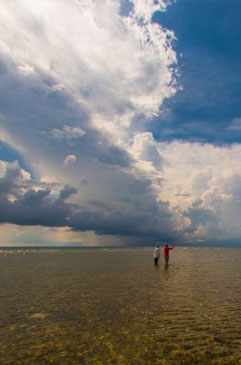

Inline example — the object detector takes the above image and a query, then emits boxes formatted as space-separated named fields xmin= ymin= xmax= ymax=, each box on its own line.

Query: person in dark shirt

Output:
xmin=163 ymin=244 xmax=175 ymax=265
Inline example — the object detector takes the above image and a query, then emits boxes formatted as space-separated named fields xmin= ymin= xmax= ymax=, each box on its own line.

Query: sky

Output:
xmin=1 ymin=0 xmax=241 ymax=247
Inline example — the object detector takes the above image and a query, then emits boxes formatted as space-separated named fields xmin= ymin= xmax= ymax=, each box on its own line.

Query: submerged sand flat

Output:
xmin=0 ymin=247 xmax=240 ymax=364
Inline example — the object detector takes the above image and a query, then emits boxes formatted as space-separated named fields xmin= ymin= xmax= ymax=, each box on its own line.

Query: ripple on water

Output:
xmin=0 ymin=247 xmax=240 ymax=364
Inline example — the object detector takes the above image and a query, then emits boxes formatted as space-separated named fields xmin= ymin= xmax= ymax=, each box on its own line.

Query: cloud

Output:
xmin=0 ymin=160 xmax=31 ymax=193
xmin=44 ymin=126 xmax=86 ymax=143
xmin=63 ymin=155 xmax=77 ymax=166
xmin=227 ymin=117 xmax=241 ymax=131
xmin=59 ymin=184 xmax=77 ymax=200
xmin=0 ymin=160 xmax=175 ymax=241
xmin=3 ymin=136 xmax=241 ymax=245
xmin=157 ymin=141 xmax=241 ymax=242
xmin=0 ymin=0 xmax=177 ymax=175
xmin=130 ymin=132 xmax=163 ymax=168
xmin=130 ymin=0 xmax=170 ymax=22
xmin=0 ymin=162 xmax=76 ymax=228
xmin=17 ymin=63 xmax=35 ymax=76
xmin=0 ymin=0 xmax=177 ymax=136
xmin=4 ymin=1 xmax=241 ymax=245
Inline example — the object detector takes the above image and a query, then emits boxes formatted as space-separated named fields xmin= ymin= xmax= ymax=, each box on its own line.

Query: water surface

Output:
xmin=0 ymin=247 xmax=240 ymax=364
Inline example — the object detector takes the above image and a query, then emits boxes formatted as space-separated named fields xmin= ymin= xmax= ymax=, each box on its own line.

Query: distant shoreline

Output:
xmin=0 ymin=244 xmax=241 ymax=250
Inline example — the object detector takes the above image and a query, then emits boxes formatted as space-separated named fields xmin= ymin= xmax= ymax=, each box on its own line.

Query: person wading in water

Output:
xmin=153 ymin=244 xmax=161 ymax=265
xmin=164 ymin=244 xmax=175 ymax=265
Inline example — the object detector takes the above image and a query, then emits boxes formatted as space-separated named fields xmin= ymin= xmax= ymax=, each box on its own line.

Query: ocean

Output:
xmin=0 ymin=247 xmax=240 ymax=364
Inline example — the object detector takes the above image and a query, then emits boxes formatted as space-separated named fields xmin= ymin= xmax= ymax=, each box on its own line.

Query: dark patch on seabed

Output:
xmin=0 ymin=247 xmax=240 ymax=364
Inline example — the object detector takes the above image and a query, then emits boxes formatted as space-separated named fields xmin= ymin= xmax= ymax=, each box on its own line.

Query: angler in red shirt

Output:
xmin=163 ymin=244 xmax=175 ymax=265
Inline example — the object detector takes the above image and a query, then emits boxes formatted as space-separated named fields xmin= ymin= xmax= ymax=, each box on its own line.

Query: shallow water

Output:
xmin=0 ymin=247 xmax=240 ymax=364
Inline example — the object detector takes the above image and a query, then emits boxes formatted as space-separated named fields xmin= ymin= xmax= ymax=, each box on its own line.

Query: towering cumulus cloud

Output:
xmin=0 ymin=0 xmax=240 ymax=246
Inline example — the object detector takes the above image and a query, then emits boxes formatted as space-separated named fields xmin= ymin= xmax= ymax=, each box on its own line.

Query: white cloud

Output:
xmin=130 ymin=0 xmax=171 ymax=22
xmin=0 ymin=160 xmax=31 ymax=182
xmin=17 ymin=63 xmax=35 ymax=76
xmin=46 ymin=126 xmax=86 ymax=142
xmin=156 ymin=142 xmax=241 ymax=242
xmin=0 ymin=0 xmax=177 ymax=139
xmin=130 ymin=132 xmax=163 ymax=168
xmin=63 ymin=155 xmax=77 ymax=166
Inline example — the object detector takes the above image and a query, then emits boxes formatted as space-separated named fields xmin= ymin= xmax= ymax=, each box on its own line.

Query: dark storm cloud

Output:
xmin=68 ymin=173 xmax=173 ymax=239
xmin=68 ymin=206 xmax=172 ymax=238
xmin=0 ymin=191 xmax=68 ymax=227
xmin=87 ymin=200 xmax=114 ymax=212
xmin=69 ymin=173 xmax=174 ymax=239
xmin=0 ymin=163 xmax=175 ymax=241
xmin=0 ymin=165 xmax=77 ymax=227
xmin=59 ymin=185 xmax=77 ymax=200
xmin=0 ymin=64 xmax=169 ymax=240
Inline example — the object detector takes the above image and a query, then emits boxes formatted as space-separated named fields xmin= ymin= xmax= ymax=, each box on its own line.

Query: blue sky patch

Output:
xmin=0 ymin=141 xmax=34 ymax=177
xmin=151 ymin=0 xmax=241 ymax=144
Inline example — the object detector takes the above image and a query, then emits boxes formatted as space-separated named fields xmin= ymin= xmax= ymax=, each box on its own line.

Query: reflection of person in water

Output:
xmin=164 ymin=244 xmax=175 ymax=265
xmin=153 ymin=244 xmax=161 ymax=265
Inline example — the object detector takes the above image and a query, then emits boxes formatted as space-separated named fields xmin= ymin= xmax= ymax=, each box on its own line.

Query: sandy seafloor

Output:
xmin=0 ymin=247 xmax=240 ymax=364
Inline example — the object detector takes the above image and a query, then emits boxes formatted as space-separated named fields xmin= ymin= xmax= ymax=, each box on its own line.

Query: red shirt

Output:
xmin=164 ymin=246 xmax=173 ymax=256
